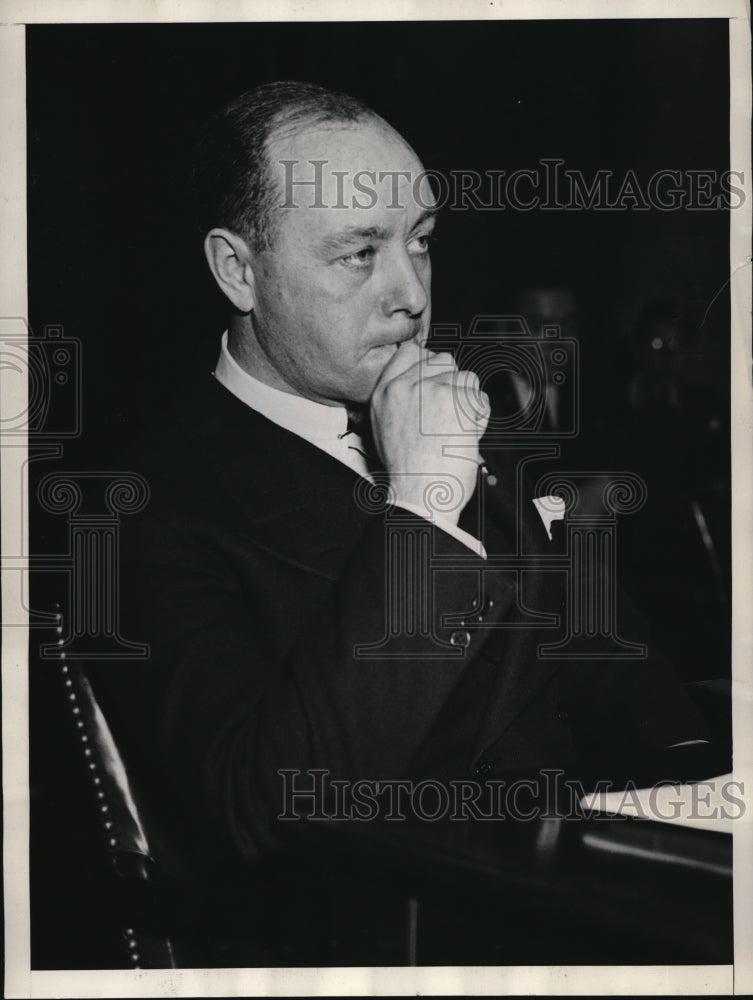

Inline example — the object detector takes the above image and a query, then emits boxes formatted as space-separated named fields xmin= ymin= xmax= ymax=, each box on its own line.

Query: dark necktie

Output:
xmin=341 ymin=407 xmax=384 ymax=475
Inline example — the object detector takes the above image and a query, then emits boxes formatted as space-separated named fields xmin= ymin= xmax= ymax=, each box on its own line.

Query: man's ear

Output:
xmin=203 ymin=228 xmax=257 ymax=313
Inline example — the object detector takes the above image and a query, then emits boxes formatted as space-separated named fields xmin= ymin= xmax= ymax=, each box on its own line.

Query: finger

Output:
xmin=459 ymin=381 xmax=490 ymax=423
xmin=422 ymin=364 xmax=477 ymax=382
xmin=474 ymin=394 xmax=491 ymax=428
xmin=422 ymin=367 xmax=481 ymax=397
xmin=372 ymin=341 xmax=432 ymax=395
xmin=420 ymin=350 xmax=458 ymax=376
xmin=421 ymin=374 xmax=489 ymax=429
xmin=379 ymin=349 xmax=459 ymax=394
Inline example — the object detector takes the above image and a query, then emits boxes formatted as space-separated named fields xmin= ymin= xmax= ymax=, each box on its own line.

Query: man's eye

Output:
xmin=340 ymin=247 xmax=375 ymax=269
xmin=408 ymin=233 xmax=436 ymax=256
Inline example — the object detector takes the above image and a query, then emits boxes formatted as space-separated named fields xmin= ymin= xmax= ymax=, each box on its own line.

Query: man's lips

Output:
xmin=372 ymin=328 xmax=422 ymax=350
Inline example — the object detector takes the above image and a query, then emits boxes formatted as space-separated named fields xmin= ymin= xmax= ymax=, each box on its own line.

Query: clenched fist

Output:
xmin=370 ymin=341 xmax=490 ymax=526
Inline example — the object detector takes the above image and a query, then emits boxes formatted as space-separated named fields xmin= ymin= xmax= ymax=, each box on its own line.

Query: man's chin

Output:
xmin=345 ymin=350 xmax=397 ymax=404
xmin=337 ymin=343 xmax=417 ymax=406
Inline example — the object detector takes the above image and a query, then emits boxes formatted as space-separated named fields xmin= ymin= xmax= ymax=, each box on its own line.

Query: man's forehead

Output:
xmin=266 ymin=120 xmax=436 ymax=220
xmin=270 ymin=119 xmax=421 ymax=174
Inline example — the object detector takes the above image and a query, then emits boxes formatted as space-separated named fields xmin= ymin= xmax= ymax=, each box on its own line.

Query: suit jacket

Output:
xmin=92 ymin=372 xmax=708 ymax=871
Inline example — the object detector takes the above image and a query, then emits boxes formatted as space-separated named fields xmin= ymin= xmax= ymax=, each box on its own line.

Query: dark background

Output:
xmin=26 ymin=19 xmax=731 ymax=968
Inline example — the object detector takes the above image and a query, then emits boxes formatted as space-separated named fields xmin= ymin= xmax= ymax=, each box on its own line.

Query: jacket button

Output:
xmin=474 ymin=759 xmax=493 ymax=776
xmin=556 ymin=709 xmax=570 ymax=725
xmin=472 ymin=595 xmax=493 ymax=614
xmin=449 ymin=629 xmax=472 ymax=648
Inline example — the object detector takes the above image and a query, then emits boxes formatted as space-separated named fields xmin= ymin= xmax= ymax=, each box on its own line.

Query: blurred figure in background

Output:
xmin=615 ymin=298 xmax=730 ymax=685
xmin=511 ymin=276 xmax=613 ymax=469
xmin=516 ymin=280 xmax=578 ymax=431
xmin=480 ymin=281 xmax=729 ymax=686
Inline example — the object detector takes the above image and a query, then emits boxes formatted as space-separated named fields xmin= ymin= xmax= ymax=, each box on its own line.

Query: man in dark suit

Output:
xmin=98 ymin=81 xmax=709 ymax=875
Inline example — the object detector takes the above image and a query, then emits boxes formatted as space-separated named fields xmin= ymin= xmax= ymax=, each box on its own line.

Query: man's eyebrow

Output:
xmin=409 ymin=208 xmax=439 ymax=230
xmin=316 ymin=211 xmax=439 ymax=256
xmin=317 ymin=225 xmax=391 ymax=254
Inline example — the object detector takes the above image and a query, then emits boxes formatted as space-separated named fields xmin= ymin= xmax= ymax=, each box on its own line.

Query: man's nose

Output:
xmin=382 ymin=248 xmax=428 ymax=317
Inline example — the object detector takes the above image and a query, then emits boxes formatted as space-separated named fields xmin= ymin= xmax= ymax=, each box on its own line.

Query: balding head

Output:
xmin=191 ymin=81 xmax=384 ymax=251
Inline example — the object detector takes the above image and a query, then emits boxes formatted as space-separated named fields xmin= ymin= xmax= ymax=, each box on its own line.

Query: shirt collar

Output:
xmin=214 ymin=330 xmax=349 ymax=444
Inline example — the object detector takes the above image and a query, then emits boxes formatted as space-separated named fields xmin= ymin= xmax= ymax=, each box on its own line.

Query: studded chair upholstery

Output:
xmin=52 ymin=611 xmax=281 ymax=969
xmin=55 ymin=613 xmax=177 ymax=969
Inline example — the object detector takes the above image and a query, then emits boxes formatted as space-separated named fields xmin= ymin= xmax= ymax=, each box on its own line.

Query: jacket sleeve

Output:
xmin=557 ymin=585 xmax=713 ymax=757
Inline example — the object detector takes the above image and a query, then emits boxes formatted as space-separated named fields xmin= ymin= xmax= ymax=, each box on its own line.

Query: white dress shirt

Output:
xmin=213 ymin=332 xmax=486 ymax=555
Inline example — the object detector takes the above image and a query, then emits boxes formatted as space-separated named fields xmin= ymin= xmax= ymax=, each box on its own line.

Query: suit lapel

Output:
xmin=175 ymin=375 xmax=377 ymax=581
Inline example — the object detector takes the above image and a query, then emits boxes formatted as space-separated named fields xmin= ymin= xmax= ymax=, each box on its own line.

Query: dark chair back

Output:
xmin=57 ymin=628 xmax=177 ymax=969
